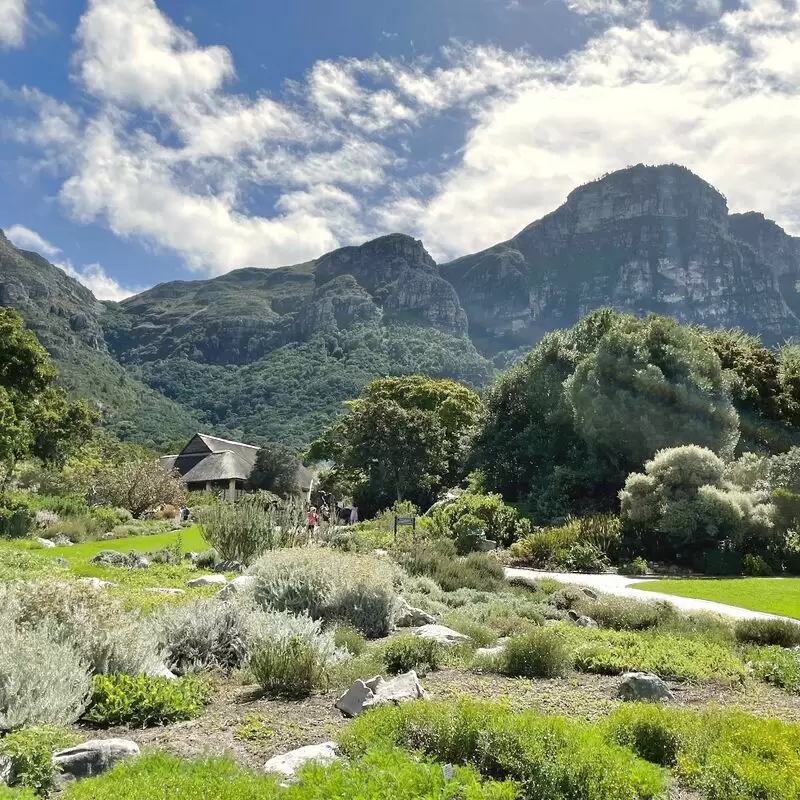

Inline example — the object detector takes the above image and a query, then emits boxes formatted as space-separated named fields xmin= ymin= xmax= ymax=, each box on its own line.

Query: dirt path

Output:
xmin=505 ymin=568 xmax=794 ymax=622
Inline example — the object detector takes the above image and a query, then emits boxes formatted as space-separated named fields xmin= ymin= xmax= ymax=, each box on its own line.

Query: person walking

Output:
xmin=306 ymin=506 xmax=318 ymax=541
xmin=348 ymin=505 xmax=359 ymax=525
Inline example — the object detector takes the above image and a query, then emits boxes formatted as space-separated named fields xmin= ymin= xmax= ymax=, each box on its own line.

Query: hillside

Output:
xmin=3 ymin=164 xmax=800 ymax=449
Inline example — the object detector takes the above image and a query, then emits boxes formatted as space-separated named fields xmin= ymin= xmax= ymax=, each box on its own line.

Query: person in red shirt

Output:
xmin=306 ymin=507 xmax=318 ymax=540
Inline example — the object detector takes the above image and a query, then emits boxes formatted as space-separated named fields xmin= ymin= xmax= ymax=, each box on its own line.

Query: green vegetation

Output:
xmin=308 ymin=375 xmax=485 ymax=516
xmin=83 ymin=674 xmax=211 ymax=727
xmin=634 ymin=577 xmax=800 ymax=618
xmin=501 ymin=628 xmax=571 ymax=678
xmin=0 ymin=726 xmax=80 ymax=794
xmin=246 ymin=443 xmax=302 ymax=497
xmin=735 ymin=616 xmax=800 ymax=647
xmin=382 ymin=636 xmax=444 ymax=675
xmin=396 ymin=541 xmax=505 ymax=592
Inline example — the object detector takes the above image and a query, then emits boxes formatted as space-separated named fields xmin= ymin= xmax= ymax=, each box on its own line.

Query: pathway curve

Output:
xmin=505 ymin=568 xmax=794 ymax=622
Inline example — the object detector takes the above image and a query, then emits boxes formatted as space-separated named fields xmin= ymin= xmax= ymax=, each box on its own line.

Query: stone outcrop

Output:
xmin=414 ymin=624 xmax=471 ymax=645
xmin=187 ymin=574 xmax=227 ymax=588
xmin=263 ymin=742 xmax=340 ymax=781
xmin=52 ymin=739 xmax=140 ymax=785
xmin=335 ymin=671 xmax=427 ymax=717
xmin=617 ymin=672 xmax=674 ymax=702
xmin=394 ymin=598 xmax=436 ymax=627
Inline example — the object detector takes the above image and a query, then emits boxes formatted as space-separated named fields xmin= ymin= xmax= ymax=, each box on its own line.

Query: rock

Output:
xmin=263 ymin=742 xmax=340 ymax=781
xmin=52 ymin=535 xmax=73 ymax=547
xmin=372 ymin=548 xmax=389 ymax=557
xmin=582 ymin=588 xmax=599 ymax=601
xmin=617 ymin=673 xmax=674 ymax=702
xmin=89 ymin=550 xmax=129 ymax=567
xmin=0 ymin=755 xmax=12 ymax=785
xmin=187 ymin=574 xmax=227 ymax=588
xmin=52 ymin=739 xmax=140 ymax=784
xmin=133 ymin=557 xmax=150 ymax=569
xmin=395 ymin=598 xmax=436 ymax=627
xmin=474 ymin=645 xmax=505 ymax=658
xmin=53 ymin=557 xmax=69 ymax=568
xmin=184 ymin=552 xmax=199 ymax=562
xmin=217 ymin=575 xmax=256 ymax=600
xmin=335 ymin=671 xmax=426 ymax=717
xmin=143 ymin=587 xmax=185 ymax=595
xmin=568 ymin=610 xmax=598 ymax=628
xmin=146 ymin=665 xmax=177 ymax=679
xmin=35 ymin=537 xmax=56 ymax=549
xmin=213 ymin=560 xmax=242 ymax=573
xmin=77 ymin=577 xmax=118 ymax=590
xmin=477 ymin=539 xmax=497 ymax=551
xmin=414 ymin=624 xmax=470 ymax=645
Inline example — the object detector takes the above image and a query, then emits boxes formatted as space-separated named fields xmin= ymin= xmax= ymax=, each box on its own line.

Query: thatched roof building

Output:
xmin=161 ymin=434 xmax=313 ymax=500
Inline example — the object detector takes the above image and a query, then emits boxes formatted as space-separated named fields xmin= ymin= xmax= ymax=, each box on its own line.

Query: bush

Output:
xmin=333 ymin=624 xmax=366 ymax=656
xmin=0 ymin=508 xmax=34 ymax=539
xmin=0 ymin=622 xmax=91 ymax=730
xmin=249 ymin=549 xmax=399 ymax=638
xmin=382 ymin=636 xmax=443 ymax=675
xmin=42 ymin=515 xmax=105 ymax=543
xmin=83 ymin=674 xmax=211 ymax=727
xmin=439 ymin=614 xmax=497 ymax=647
xmin=247 ymin=611 xmax=343 ymax=697
xmin=604 ymin=704 xmax=693 ymax=767
xmin=396 ymin=542 xmax=504 ymax=593
xmin=502 ymin=628 xmax=571 ymax=678
xmin=747 ymin=646 xmax=800 ymax=692
xmin=565 ymin=541 xmax=609 ymax=572
xmin=197 ymin=500 xmax=279 ymax=564
xmin=156 ymin=598 xmax=261 ymax=675
xmin=1 ymin=581 xmax=162 ymax=676
xmin=735 ymin=617 xmax=800 ymax=648
xmin=57 ymin=750 xmax=516 ymax=800
xmin=340 ymin=699 xmax=667 ymax=800
xmin=195 ymin=548 xmax=219 ymax=569
xmin=619 ymin=556 xmax=648 ymax=576
xmin=510 ymin=520 xmax=580 ymax=568
xmin=742 ymin=552 xmax=773 ymax=576
xmin=583 ymin=597 xmax=676 ymax=631
xmin=0 ymin=726 xmax=80 ymax=794
xmin=89 ymin=506 xmax=125 ymax=533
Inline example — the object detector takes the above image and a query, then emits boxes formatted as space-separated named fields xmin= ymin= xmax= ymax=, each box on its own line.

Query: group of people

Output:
xmin=305 ymin=501 xmax=358 ymax=535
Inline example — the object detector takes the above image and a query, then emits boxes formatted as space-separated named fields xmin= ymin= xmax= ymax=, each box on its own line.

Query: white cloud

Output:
xmin=6 ymin=224 xmax=61 ymax=256
xmin=17 ymin=0 xmax=800 ymax=275
xmin=6 ymin=222 xmax=137 ymax=301
xmin=0 ymin=0 xmax=26 ymax=48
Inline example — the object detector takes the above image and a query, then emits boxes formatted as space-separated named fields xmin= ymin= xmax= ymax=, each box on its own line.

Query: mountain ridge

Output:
xmin=3 ymin=163 xmax=799 ymax=448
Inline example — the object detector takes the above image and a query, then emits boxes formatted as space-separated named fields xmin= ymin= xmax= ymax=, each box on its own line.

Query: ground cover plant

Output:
xmin=634 ymin=577 xmax=800 ymax=619
xmin=0 ymin=726 xmax=80 ymax=794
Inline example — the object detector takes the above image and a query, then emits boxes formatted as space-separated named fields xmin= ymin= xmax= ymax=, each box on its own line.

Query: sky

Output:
xmin=1 ymin=0 xmax=800 ymax=301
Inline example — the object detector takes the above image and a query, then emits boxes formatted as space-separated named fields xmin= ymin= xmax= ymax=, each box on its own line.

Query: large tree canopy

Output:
xmin=475 ymin=310 xmax=740 ymax=522
xmin=0 ymin=309 xmax=95 ymax=473
xmin=247 ymin=443 xmax=302 ymax=498
xmin=307 ymin=375 xmax=485 ymax=516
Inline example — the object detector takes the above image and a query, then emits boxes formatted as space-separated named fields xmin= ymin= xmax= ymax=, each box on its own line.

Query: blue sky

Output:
xmin=1 ymin=0 xmax=799 ymax=300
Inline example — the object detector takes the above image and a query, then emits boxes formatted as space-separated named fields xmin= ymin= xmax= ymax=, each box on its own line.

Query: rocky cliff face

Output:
xmin=442 ymin=164 xmax=800 ymax=350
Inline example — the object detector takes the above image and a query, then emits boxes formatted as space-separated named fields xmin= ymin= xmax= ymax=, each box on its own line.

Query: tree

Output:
xmin=619 ymin=445 xmax=774 ymax=566
xmin=308 ymin=376 xmax=485 ymax=516
xmin=0 ymin=309 xmax=96 ymax=474
xmin=92 ymin=458 xmax=186 ymax=517
xmin=247 ymin=443 xmax=301 ymax=498
xmin=475 ymin=310 xmax=740 ymax=522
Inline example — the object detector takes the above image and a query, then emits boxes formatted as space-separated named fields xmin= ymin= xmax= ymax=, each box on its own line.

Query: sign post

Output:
xmin=394 ymin=515 xmax=416 ymax=545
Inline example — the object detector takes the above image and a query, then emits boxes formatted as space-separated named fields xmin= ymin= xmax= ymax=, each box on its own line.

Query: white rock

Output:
xmin=617 ymin=672 xmax=674 ymax=702
xmin=35 ymin=537 xmax=56 ymax=549
xmin=264 ymin=742 xmax=339 ymax=781
xmin=53 ymin=739 xmax=139 ymax=784
xmin=217 ymin=575 xmax=256 ymax=600
xmin=0 ymin=755 xmax=12 ymax=785
xmin=414 ymin=624 xmax=470 ymax=645
xmin=187 ymin=574 xmax=227 ymax=588
xmin=335 ymin=671 xmax=426 ymax=717
xmin=474 ymin=645 xmax=505 ymax=658
xmin=395 ymin=598 xmax=436 ymax=627
xmin=77 ymin=577 xmax=118 ymax=590
xmin=143 ymin=587 xmax=185 ymax=595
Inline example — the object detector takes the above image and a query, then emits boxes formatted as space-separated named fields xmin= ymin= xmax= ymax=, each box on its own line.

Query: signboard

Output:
xmin=393 ymin=514 xmax=416 ymax=542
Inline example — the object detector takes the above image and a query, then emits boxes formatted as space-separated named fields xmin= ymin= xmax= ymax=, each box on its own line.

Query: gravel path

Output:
xmin=505 ymin=568 xmax=793 ymax=622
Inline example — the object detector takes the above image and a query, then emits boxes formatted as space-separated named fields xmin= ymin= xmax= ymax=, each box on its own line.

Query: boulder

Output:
xmin=568 ymin=610 xmax=598 ymax=628
xmin=394 ymin=598 xmax=436 ymax=627
xmin=213 ymin=560 xmax=243 ymax=573
xmin=53 ymin=739 xmax=139 ymax=785
xmin=51 ymin=535 xmax=73 ymax=547
xmin=0 ymin=755 xmax=11 ymax=785
xmin=263 ymin=742 xmax=340 ymax=781
xmin=217 ymin=575 xmax=256 ymax=600
xmin=414 ymin=624 xmax=470 ymax=645
xmin=77 ymin=577 xmax=118 ymax=590
xmin=35 ymin=537 xmax=56 ymax=549
xmin=89 ymin=550 xmax=129 ymax=567
xmin=143 ymin=587 xmax=185 ymax=595
xmin=335 ymin=671 xmax=426 ymax=717
xmin=474 ymin=645 xmax=505 ymax=658
xmin=372 ymin=548 xmax=389 ymax=557
xmin=133 ymin=557 xmax=150 ymax=569
xmin=617 ymin=673 xmax=674 ymax=702
xmin=477 ymin=539 xmax=497 ymax=552
xmin=582 ymin=588 xmax=599 ymax=601
xmin=187 ymin=574 xmax=228 ymax=588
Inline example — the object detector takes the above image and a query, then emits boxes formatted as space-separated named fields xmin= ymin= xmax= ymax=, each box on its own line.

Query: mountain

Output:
xmin=0 ymin=230 xmax=201 ymax=449
xmin=2 ymin=164 xmax=799 ymax=449
xmin=442 ymin=164 xmax=800 ymax=353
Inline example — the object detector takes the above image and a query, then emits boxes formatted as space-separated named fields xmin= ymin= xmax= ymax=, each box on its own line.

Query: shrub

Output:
xmin=1 ymin=581 xmax=162 ymax=676
xmin=34 ymin=509 xmax=59 ymax=528
xmin=249 ymin=549 xmax=399 ymax=638
xmin=156 ymin=598 xmax=260 ymax=675
xmin=83 ymin=674 xmax=211 ymax=727
xmin=0 ymin=726 xmax=80 ymax=794
xmin=382 ymin=636 xmax=443 ymax=675
xmin=742 ymin=552 xmax=773 ymax=576
xmin=0 ymin=508 xmax=34 ymax=539
xmin=510 ymin=520 xmax=579 ymax=568
xmin=619 ymin=556 xmax=648 ymax=576
xmin=43 ymin=515 xmax=105 ymax=543
xmin=340 ymin=699 xmax=667 ymax=800
xmin=333 ymin=624 xmax=366 ymax=656
xmin=735 ymin=617 xmax=800 ymax=648
xmin=0 ymin=623 xmax=91 ymax=730
xmin=197 ymin=500 xmax=278 ymax=564
xmin=427 ymin=492 xmax=528 ymax=549
xmin=565 ymin=541 xmax=609 ymax=572
xmin=604 ymin=705 xmax=697 ymax=767
xmin=747 ymin=646 xmax=800 ymax=692
xmin=439 ymin=614 xmax=497 ymax=647
xmin=89 ymin=506 xmax=126 ymax=533
xmin=195 ymin=548 xmax=219 ymax=569
xmin=57 ymin=750 xmax=516 ymax=800
xmin=247 ymin=611 xmax=343 ymax=697
xmin=396 ymin=542 xmax=504 ymax=592
xmin=583 ymin=597 xmax=676 ymax=631
xmin=502 ymin=628 xmax=571 ymax=678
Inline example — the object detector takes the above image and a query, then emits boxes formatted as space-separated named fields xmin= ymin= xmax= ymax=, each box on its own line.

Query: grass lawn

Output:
xmin=36 ymin=525 xmax=207 ymax=563
xmin=633 ymin=577 xmax=800 ymax=619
